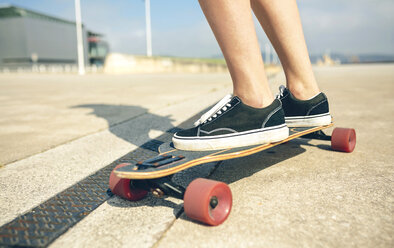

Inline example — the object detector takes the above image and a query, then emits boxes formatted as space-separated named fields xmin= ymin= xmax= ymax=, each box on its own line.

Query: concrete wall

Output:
xmin=104 ymin=53 xmax=229 ymax=74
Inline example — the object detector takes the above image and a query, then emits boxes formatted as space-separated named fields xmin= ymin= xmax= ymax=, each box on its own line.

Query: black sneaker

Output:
xmin=172 ymin=95 xmax=289 ymax=151
xmin=276 ymin=85 xmax=332 ymax=127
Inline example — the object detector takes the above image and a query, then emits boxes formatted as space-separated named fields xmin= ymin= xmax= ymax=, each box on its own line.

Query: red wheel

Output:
xmin=109 ymin=163 xmax=148 ymax=201
xmin=331 ymin=127 xmax=356 ymax=153
xmin=184 ymin=178 xmax=232 ymax=226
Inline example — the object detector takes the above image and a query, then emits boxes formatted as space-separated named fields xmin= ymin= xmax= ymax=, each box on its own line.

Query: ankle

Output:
xmin=233 ymin=91 xmax=274 ymax=108
xmin=287 ymin=81 xmax=320 ymax=100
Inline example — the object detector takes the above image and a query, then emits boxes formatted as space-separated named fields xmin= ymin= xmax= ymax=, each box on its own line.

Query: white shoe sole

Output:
xmin=173 ymin=124 xmax=289 ymax=151
xmin=285 ymin=113 xmax=332 ymax=127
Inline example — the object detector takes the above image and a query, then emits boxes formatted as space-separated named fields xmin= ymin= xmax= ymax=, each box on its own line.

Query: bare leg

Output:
xmin=251 ymin=0 xmax=320 ymax=100
xmin=198 ymin=0 xmax=274 ymax=108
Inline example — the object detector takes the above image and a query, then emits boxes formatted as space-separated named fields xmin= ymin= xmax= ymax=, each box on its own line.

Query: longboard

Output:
xmin=110 ymin=123 xmax=356 ymax=226
xmin=114 ymin=123 xmax=334 ymax=179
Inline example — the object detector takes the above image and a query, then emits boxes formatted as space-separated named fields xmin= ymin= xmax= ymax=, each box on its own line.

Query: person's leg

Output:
xmin=173 ymin=0 xmax=291 ymax=151
xmin=198 ymin=0 xmax=273 ymax=108
xmin=251 ymin=0 xmax=320 ymax=100
xmin=249 ymin=0 xmax=331 ymax=127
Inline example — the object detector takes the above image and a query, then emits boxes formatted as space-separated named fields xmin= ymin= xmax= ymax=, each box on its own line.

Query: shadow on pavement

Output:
xmin=209 ymin=140 xmax=308 ymax=184
xmin=290 ymin=137 xmax=333 ymax=152
xmin=72 ymin=104 xmax=182 ymax=152
xmin=107 ymin=191 xmax=184 ymax=218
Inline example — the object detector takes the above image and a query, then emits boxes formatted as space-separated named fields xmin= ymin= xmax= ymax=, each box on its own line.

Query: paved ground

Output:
xmin=0 ymin=64 xmax=393 ymax=247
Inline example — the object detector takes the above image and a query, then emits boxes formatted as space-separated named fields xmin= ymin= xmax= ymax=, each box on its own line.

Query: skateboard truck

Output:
xmin=133 ymin=176 xmax=185 ymax=200
xmin=300 ymin=130 xmax=331 ymax=140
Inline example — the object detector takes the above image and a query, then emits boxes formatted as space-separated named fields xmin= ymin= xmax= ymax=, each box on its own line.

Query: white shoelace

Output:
xmin=276 ymin=85 xmax=286 ymax=99
xmin=193 ymin=94 xmax=232 ymax=127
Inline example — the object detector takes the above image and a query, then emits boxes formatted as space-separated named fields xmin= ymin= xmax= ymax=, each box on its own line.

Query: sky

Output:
xmin=1 ymin=0 xmax=393 ymax=57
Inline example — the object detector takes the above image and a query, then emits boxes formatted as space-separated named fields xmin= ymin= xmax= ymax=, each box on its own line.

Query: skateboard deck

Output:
xmin=114 ymin=123 xmax=334 ymax=179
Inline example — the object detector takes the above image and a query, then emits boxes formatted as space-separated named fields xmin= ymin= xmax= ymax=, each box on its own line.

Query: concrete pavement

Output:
xmin=0 ymin=64 xmax=393 ymax=247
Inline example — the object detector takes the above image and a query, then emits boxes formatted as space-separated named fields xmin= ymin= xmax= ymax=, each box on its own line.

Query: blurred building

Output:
xmin=0 ymin=4 xmax=108 ymax=70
